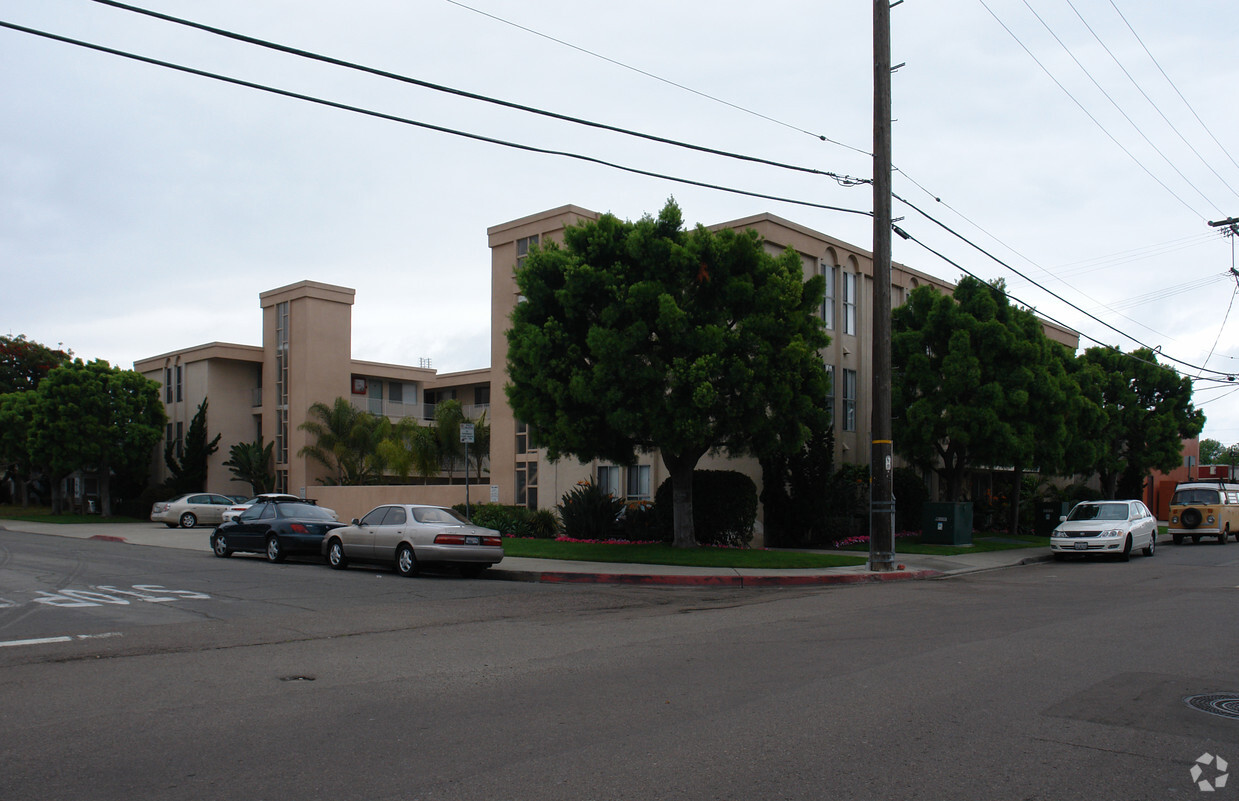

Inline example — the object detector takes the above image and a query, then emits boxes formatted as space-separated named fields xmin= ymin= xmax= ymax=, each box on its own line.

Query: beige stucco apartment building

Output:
xmin=135 ymin=205 xmax=1079 ymax=534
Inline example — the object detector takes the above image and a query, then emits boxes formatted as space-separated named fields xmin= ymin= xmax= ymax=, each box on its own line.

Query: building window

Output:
xmin=276 ymin=469 xmax=288 ymax=494
xmin=516 ymin=461 xmax=538 ymax=509
xmin=597 ymin=465 xmax=621 ymax=498
xmin=164 ymin=367 xmax=173 ymax=403
xmin=475 ymin=385 xmax=490 ymax=406
xmin=843 ymin=369 xmax=857 ymax=432
xmin=843 ymin=272 xmax=857 ymax=336
xmin=166 ymin=422 xmax=174 ymax=452
xmin=626 ymin=465 xmax=651 ymax=500
xmin=516 ymin=235 xmax=539 ymax=271
xmin=516 ymin=420 xmax=535 ymax=455
xmin=175 ymin=421 xmax=184 ymax=459
xmin=389 ymin=382 xmax=403 ymax=404
xmin=368 ymin=379 xmax=383 ymax=415
xmin=824 ymin=364 xmax=835 ymax=428
xmin=821 ymin=263 xmax=836 ymax=331
xmin=275 ymin=300 xmax=289 ymax=465
xmin=174 ymin=365 xmax=183 ymax=403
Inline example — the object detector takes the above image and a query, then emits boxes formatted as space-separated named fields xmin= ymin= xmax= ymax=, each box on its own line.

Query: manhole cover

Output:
xmin=1185 ymin=694 xmax=1239 ymax=720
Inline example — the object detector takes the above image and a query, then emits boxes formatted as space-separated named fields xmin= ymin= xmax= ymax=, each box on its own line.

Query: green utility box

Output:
xmin=1034 ymin=502 xmax=1073 ymax=537
xmin=922 ymin=502 xmax=973 ymax=545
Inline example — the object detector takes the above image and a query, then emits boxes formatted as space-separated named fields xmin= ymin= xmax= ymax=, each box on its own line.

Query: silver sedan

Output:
xmin=322 ymin=504 xmax=504 ymax=577
xmin=1050 ymin=500 xmax=1158 ymax=561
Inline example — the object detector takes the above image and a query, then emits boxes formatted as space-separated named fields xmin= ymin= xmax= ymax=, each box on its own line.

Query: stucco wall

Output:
xmin=306 ymin=484 xmax=483 ymax=524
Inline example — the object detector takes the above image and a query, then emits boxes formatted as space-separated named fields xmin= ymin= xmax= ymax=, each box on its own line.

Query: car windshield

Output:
xmin=1067 ymin=503 xmax=1128 ymax=522
xmin=274 ymin=503 xmax=335 ymax=520
xmin=1173 ymin=489 xmax=1221 ymax=505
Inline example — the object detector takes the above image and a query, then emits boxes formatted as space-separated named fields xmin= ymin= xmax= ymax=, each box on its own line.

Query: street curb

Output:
xmin=488 ymin=568 xmax=943 ymax=587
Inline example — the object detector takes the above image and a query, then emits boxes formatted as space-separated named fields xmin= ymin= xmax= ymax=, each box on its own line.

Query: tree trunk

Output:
xmin=99 ymin=458 xmax=113 ymax=517
xmin=663 ymin=451 xmax=701 ymax=549
xmin=1008 ymin=461 xmax=1023 ymax=536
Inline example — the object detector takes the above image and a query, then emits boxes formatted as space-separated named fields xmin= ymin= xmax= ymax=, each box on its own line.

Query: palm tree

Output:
xmin=222 ymin=439 xmax=275 ymax=494
xmin=377 ymin=418 xmax=440 ymax=483
xmin=298 ymin=397 xmax=388 ymax=485
xmin=434 ymin=399 xmax=466 ymax=483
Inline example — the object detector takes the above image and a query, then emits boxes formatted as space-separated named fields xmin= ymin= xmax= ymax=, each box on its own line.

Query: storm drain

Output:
xmin=1184 ymin=694 xmax=1239 ymax=720
xmin=279 ymin=675 xmax=316 ymax=682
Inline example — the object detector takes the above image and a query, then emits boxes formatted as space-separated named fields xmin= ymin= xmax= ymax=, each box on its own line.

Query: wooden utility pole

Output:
xmin=869 ymin=0 xmax=895 ymax=571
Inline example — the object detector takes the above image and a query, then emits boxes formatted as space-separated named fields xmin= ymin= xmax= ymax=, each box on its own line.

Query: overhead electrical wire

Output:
xmin=975 ymin=0 xmax=1207 ymax=222
xmin=1015 ymin=0 xmax=1226 ymax=216
xmin=894 ymin=191 xmax=1237 ymax=380
xmin=0 ymin=19 xmax=873 ymax=221
xmin=85 ymin=0 xmax=866 ymax=188
xmin=1108 ymin=0 xmax=1239 ymax=176
xmin=441 ymin=0 xmax=874 ymax=158
xmin=1063 ymin=0 xmax=1239 ymax=204
xmin=6 ymin=5 xmax=1232 ymax=385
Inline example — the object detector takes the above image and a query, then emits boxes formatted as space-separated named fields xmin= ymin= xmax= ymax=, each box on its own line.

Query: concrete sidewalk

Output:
xmin=0 ymin=519 xmax=1053 ymax=587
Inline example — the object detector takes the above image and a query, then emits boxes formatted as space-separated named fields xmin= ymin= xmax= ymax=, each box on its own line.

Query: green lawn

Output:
xmin=501 ymin=538 xmax=867 ymax=569
xmin=0 ymin=506 xmax=145 ymax=525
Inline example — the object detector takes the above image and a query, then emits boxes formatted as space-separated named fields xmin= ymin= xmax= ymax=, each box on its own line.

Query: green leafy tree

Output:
xmin=1077 ymin=346 xmax=1204 ymax=499
xmin=506 ymin=199 xmax=830 ymax=547
xmin=0 ymin=390 xmax=39 ymax=505
xmin=0 ymin=334 xmax=71 ymax=395
xmin=164 ymin=398 xmax=222 ymax=494
xmin=1199 ymin=438 xmax=1227 ymax=465
xmin=222 ymin=439 xmax=275 ymax=495
xmin=28 ymin=360 xmax=164 ymax=515
xmin=298 ymin=397 xmax=389 ymax=485
xmin=467 ymin=409 xmax=490 ymax=482
xmin=893 ymin=277 xmax=1032 ymax=502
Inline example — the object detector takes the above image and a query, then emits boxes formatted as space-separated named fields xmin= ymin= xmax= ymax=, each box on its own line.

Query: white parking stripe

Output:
xmin=0 ymin=632 xmax=123 ymax=648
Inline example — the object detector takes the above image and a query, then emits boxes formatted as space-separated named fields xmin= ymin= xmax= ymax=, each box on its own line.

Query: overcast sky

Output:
xmin=3 ymin=0 xmax=1238 ymax=444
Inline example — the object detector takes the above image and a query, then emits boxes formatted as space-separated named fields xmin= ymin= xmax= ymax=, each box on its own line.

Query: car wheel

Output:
xmin=179 ymin=512 xmax=197 ymax=529
xmin=396 ymin=544 xmax=419 ymax=577
xmin=1220 ymin=526 xmax=1229 ymax=545
xmin=164 ymin=523 xmax=178 ymax=529
xmin=326 ymin=539 xmax=348 ymax=570
xmin=1052 ymin=553 xmax=1067 ymax=562
xmin=1142 ymin=535 xmax=1155 ymax=557
xmin=212 ymin=533 xmax=231 ymax=558
xmin=1173 ymin=533 xmax=1183 ymax=545
xmin=1192 ymin=535 xmax=1202 ymax=544
xmin=1119 ymin=535 xmax=1132 ymax=562
xmin=266 ymin=535 xmax=285 ymax=563
xmin=460 ymin=564 xmax=487 ymax=578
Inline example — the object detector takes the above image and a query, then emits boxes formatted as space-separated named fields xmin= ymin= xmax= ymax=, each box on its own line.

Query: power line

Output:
xmin=0 ymin=19 xmax=873 ymax=221
xmin=1108 ymin=0 xmax=1239 ymax=177
xmin=1063 ymin=0 xmax=1239 ymax=204
xmin=1016 ymin=0 xmax=1225 ymax=215
xmin=441 ymin=0 xmax=874 ymax=158
xmin=86 ymin=0 xmax=867 ymax=188
xmin=894 ymin=191 xmax=1236 ymax=379
xmin=975 ymin=0 xmax=1206 ymax=221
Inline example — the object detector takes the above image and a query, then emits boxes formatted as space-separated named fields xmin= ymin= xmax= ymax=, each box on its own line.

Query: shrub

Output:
xmin=527 ymin=508 xmax=560 ymax=539
xmin=558 ymin=481 xmax=623 ymax=540
xmin=654 ymin=470 xmax=757 ymax=547
xmin=617 ymin=500 xmax=665 ymax=542
xmin=458 ymin=503 xmax=533 ymax=537
xmin=760 ymin=428 xmax=835 ymax=548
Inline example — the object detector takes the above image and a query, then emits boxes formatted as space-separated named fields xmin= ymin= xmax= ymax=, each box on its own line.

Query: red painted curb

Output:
xmin=529 ymin=569 xmax=942 ymax=587
xmin=88 ymin=535 xmax=128 ymax=543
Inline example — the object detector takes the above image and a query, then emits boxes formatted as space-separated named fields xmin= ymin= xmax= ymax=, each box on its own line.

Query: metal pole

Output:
xmin=870 ymin=0 xmax=895 ymax=571
xmin=464 ymin=440 xmax=471 ymax=520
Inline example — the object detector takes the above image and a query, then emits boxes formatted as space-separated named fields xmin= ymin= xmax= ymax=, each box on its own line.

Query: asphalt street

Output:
xmin=1 ymin=526 xmax=1236 ymax=800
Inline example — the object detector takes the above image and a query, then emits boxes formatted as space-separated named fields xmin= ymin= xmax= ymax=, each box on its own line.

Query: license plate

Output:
xmin=1073 ymin=542 xmax=1089 ymax=551
xmin=465 ymin=536 xmax=480 ymax=545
